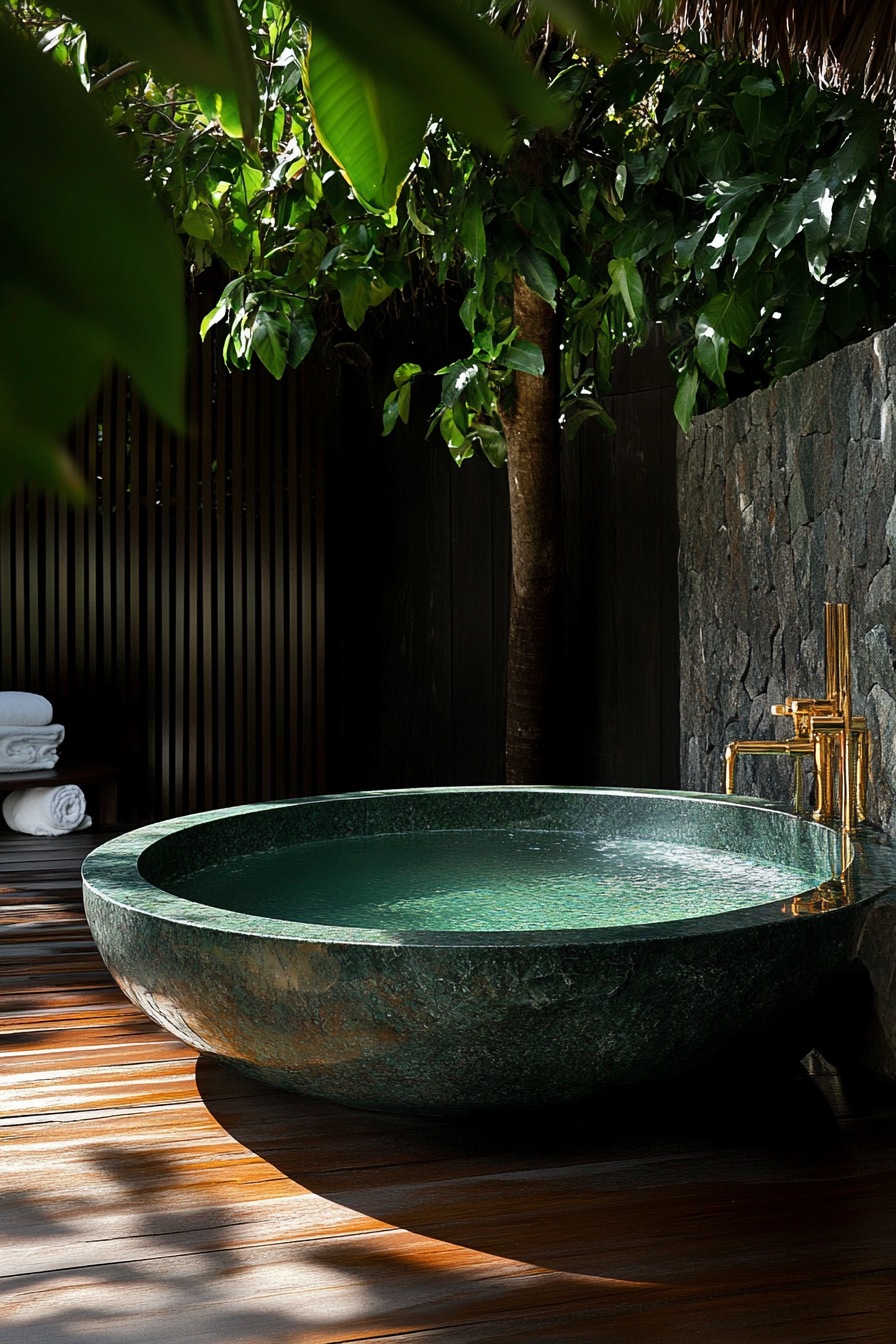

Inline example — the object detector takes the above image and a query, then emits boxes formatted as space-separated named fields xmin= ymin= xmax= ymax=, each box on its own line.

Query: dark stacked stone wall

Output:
xmin=678 ymin=326 xmax=896 ymax=833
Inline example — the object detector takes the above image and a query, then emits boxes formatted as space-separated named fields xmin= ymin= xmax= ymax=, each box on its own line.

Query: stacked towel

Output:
xmin=0 ymin=689 xmax=64 ymax=772
xmin=2 ymin=785 xmax=91 ymax=836
xmin=0 ymin=723 xmax=65 ymax=771
xmin=0 ymin=691 xmax=53 ymax=726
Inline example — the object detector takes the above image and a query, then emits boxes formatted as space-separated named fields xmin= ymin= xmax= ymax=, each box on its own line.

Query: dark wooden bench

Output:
xmin=0 ymin=761 xmax=120 ymax=827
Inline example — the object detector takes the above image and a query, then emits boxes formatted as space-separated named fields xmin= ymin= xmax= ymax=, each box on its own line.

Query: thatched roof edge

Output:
xmin=675 ymin=1 xmax=896 ymax=94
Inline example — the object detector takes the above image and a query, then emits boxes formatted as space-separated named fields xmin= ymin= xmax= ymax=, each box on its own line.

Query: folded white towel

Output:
xmin=0 ymin=691 xmax=53 ymax=726
xmin=2 ymin=785 xmax=91 ymax=836
xmin=0 ymin=724 xmax=64 ymax=772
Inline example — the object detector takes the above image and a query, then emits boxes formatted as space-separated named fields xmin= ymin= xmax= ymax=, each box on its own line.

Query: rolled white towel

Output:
xmin=0 ymin=724 xmax=64 ymax=772
xmin=0 ymin=691 xmax=53 ymax=726
xmin=2 ymin=785 xmax=91 ymax=836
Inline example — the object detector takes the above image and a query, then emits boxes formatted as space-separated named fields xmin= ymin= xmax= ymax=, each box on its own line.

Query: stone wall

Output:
xmin=678 ymin=326 xmax=896 ymax=833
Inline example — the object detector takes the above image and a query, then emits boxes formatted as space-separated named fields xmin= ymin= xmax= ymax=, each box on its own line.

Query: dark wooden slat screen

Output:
xmin=0 ymin=338 xmax=326 ymax=822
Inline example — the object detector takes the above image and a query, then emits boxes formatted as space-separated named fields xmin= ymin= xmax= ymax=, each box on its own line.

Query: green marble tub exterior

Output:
xmin=82 ymin=787 xmax=896 ymax=1115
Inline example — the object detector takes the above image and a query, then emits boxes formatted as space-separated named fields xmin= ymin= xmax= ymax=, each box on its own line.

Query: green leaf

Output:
xmin=831 ymin=112 xmax=881 ymax=185
xmin=675 ymin=220 xmax=711 ymax=268
xmin=826 ymin=279 xmax=866 ymax=338
xmin=250 ymin=310 xmax=289 ymax=379
xmin=397 ymin=380 xmax=413 ymax=423
xmin=383 ymin=389 xmax=400 ymax=435
xmin=674 ymin=366 xmax=700 ymax=434
xmin=287 ymin=310 xmax=317 ymax=368
xmin=733 ymin=86 xmax=785 ymax=148
xmin=608 ymin=257 xmax=644 ymax=322
xmin=296 ymin=0 xmax=570 ymax=153
xmin=696 ymin=324 xmax=729 ymax=386
xmin=695 ymin=130 xmax=741 ymax=182
xmin=66 ymin=0 xmax=259 ymax=139
xmin=831 ymin=182 xmax=877 ymax=252
xmin=767 ymin=183 xmax=812 ymax=250
xmin=407 ymin=194 xmax=435 ymax=235
xmin=738 ymin=75 xmax=778 ymax=98
xmin=697 ymin=290 xmax=757 ymax=347
xmin=181 ymin=199 xmax=219 ymax=241
xmin=472 ymin=424 xmax=507 ymax=467
xmin=515 ymin=246 xmax=557 ymax=308
xmin=563 ymin=396 xmax=616 ymax=440
xmin=440 ymin=360 xmax=479 ymax=408
xmin=774 ymin=293 xmax=825 ymax=370
xmin=732 ymin=202 xmax=773 ymax=265
xmin=0 ymin=23 xmax=186 ymax=473
xmin=460 ymin=289 xmax=478 ymax=334
xmin=335 ymin=270 xmax=371 ymax=329
xmin=200 ymin=301 xmax=228 ymax=340
xmin=304 ymin=27 xmax=426 ymax=214
xmin=394 ymin=362 xmax=422 ymax=387
xmin=460 ymin=203 xmax=486 ymax=264
xmin=499 ymin=341 xmax=545 ymax=377
xmin=195 ymin=86 xmax=243 ymax=138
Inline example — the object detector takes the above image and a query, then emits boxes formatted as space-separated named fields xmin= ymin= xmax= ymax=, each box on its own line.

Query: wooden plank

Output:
xmin=1 ymin=835 xmax=894 ymax=1344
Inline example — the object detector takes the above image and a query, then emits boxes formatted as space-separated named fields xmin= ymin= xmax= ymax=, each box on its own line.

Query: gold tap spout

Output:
xmin=722 ymin=602 xmax=869 ymax=827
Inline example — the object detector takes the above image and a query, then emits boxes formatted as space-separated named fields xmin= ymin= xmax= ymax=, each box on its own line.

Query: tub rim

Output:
xmin=81 ymin=785 xmax=896 ymax=949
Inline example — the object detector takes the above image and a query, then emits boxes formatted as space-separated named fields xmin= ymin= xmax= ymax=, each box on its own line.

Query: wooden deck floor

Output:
xmin=2 ymin=830 xmax=895 ymax=1343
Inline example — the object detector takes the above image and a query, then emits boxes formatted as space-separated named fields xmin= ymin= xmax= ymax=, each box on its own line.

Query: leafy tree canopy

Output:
xmin=8 ymin=1 xmax=896 ymax=488
xmin=1 ymin=0 xmax=627 ymax=499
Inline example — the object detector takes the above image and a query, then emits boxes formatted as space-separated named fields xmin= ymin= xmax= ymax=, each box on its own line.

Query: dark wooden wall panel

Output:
xmin=563 ymin=327 xmax=680 ymax=787
xmin=0 ymin=333 xmax=326 ymax=822
xmin=328 ymin=317 xmax=678 ymax=794
xmin=1 ymin=308 xmax=678 ymax=821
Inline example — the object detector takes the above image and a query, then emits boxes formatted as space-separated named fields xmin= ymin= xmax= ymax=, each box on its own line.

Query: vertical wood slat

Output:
xmin=287 ymin=373 xmax=300 ymax=799
xmin=314 ymin=372 xmax=327 ymax=792
xmin=158 ymin=420 xmax=172 ymax=818
xmin=187 ymin=337 xmax=201 ymax=813
xmin=215 ymin=343 xmax=229 ymax=805
xmin=299 ymin=367 xmax=312 ymax=796
xmin=258 ymin=373 xmax=272 ymax=801
xmin=244 ymin=374 xmax=258 ymax=805
xmin=272 ymin=379 xmax=287 ymax=802
xmin=200 ymin=335 xmax=215 ymax=809
xmin=231 ymin=371 xmax=245 ymax=807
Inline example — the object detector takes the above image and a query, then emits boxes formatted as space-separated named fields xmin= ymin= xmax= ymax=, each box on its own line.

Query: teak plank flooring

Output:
xmin=1 ymin=830 xmax=894 ymax=1343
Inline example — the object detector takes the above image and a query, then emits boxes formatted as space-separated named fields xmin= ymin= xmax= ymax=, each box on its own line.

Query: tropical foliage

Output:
xmin=65 ymin=7 xmax=894 ymax=451
xmin=0 ymin=0 xmax=624 ymax=500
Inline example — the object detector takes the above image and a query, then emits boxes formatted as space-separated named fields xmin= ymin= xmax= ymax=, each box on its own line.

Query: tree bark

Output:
xmin=499 ymin=274 xmax=564 ymax=784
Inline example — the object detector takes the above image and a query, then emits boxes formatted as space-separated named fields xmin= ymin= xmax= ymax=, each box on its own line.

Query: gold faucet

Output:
xmin=723 ymin=603 xmax=868 ymax=832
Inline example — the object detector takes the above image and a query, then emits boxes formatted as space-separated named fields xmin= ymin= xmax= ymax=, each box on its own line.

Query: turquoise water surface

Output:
xmin=174 ymin=829 xmax=823 ymax=932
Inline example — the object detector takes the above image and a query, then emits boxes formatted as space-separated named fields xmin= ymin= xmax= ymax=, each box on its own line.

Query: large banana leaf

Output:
xmin=292 ymin=0 xmax=624 ymax=152
xmin=0 ymin=26 xmax=186 ymax=498
xmin=304 ymin=29 xmax=426 ymax=214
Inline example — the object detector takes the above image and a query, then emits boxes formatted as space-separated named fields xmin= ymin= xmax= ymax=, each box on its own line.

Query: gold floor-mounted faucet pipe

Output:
xmin=723 ymin=602 xmax=869 ymax=832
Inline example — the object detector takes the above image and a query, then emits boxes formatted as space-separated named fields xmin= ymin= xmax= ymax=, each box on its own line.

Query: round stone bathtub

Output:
xmin=82 ymin=787 xmax=895 ymax=1114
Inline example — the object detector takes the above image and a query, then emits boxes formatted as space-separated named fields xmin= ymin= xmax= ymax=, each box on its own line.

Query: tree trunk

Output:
xmin=499 ymin=274 xmax=564 ymax=784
